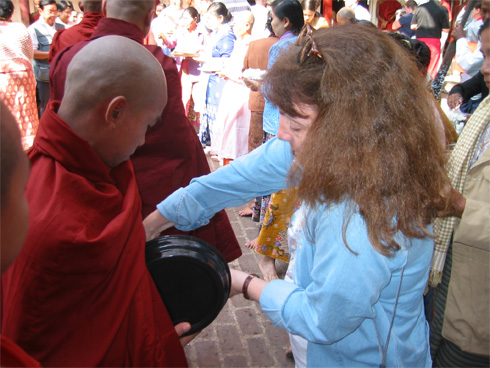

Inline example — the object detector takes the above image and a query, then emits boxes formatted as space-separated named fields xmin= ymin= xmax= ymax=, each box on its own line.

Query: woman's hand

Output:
xmin=143 ymin=210 xmax=175 ymax=241
xmin=229 ymin=268 xmax=267 ymax=301
xmin=242 ymin=78 xmax=262 ymax=92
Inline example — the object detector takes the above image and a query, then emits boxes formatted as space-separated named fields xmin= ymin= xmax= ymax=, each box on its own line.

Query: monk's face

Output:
xmin=1 ymin=151 xmax=30 ymax=273
xmin=40 ymin=3 xmax=58 ymax=26
xmin=104 ymin=99 xmax=164 ymax=168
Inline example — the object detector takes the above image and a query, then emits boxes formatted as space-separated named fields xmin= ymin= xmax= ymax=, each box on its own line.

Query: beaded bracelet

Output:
xmin=242 ymin=273 xmax=259 ymax=300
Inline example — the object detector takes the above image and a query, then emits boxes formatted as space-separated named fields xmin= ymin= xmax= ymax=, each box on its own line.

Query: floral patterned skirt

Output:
xmin=253 ymin=187 xmax=300 ymax=263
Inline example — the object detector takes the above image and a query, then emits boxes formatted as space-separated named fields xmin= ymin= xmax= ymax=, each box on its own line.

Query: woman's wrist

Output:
xmin=242 ymin=273 xmax=259 ymax=300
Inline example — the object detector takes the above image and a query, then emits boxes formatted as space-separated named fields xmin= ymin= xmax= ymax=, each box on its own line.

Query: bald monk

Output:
xmin=50 ymin=0 xmax=241 ymax=262
xmin=1 ymin=36 xmax=189 ymax=367
xmin=48 ymin=0 xmax=104 ymax=62
xmin=0 ymin=104 xmax=41 ymax=368
xmin=336 ymin=7 xmax=356 ymax=25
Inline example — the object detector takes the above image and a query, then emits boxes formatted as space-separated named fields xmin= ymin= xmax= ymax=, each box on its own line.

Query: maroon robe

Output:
xmin=1 ymin=102 xmax=187 ymax=367
xmin=0 ymin=335 xmax=41 ymax=367
xmin=49 ymin=18 xmax=241 ymax=262
xmin=48 ymin=12 xmax=104 ymax=63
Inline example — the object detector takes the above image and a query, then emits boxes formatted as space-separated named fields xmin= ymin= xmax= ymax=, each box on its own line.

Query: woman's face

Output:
xmin=58 ymin=7 xmax=71 ymax=24
xmin=277 ymin=103 xmax=318 ymax=156
xmin=303 ymin=9 xmax=315 ymax=23
xmin=271 ymin=8 xmax=287 ymax=37
xmin=206 ymin=13 xmax=223 ymax=31
xmin=180 ymin=11 xmax=197 ymax=30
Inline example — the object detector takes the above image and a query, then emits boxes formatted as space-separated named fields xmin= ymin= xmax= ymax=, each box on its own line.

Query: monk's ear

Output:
xmin=101 ymin=0 xmax=108 ymax=16
xmin=105 ymin=96 xmax=127 ymax=126
xmin=78 ymin=1 xmax=84 ymax=12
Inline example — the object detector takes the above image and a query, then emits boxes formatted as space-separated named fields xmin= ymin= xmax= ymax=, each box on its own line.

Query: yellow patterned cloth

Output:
xmin=431 ymin=96 xmax=490 ymax=286
xmin=254 ymin=187 xmax=300 ymax=263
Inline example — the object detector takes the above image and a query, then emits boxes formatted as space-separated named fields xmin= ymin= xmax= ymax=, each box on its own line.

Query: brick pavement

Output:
xmin=184 ymin=157 xmax=295 ymax=368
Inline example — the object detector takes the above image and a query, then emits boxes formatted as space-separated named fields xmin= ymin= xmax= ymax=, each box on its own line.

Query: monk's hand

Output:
xmin=174 ymin=322 xmax=201 ymax=346
xmin=143 ymin=210 xmax=175 ymax=241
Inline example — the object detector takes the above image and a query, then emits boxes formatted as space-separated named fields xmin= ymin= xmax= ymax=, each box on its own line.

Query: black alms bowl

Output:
xmin=145 ymin=235 xmax=231 ymax=336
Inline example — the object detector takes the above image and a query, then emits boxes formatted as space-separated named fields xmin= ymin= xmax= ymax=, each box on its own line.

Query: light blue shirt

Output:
xmin=157 ymin=138 xmax=432 ymax=367
xmin=262 ymin=33 xmax=298 ymax=135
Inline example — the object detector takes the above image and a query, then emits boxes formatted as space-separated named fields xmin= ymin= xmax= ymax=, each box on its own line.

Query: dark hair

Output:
xmin=57 ymin=0 xmax=74 ymax=11
xmin=272 ymin=0 xmax=304 ymax=35
xmin=266 ymin=9 xmax=273 ymax=34
xmin=0 ymin=0 xmax=14 ymax=19
xmin=388 ymin=32 xmax=431 ymax=72
xmin=480 ymin=17 xmax=490 ymax=37
xmin=183 ymin=6 xmax=200 ymax=22
xmin=301 ymin=0 xmax=318 ymax=12
xmin=39 ymin=0 xmax=57 ymax=10
xmin=264 ymin=26 xmax=449 ymax=256
xmin=404 ymin=0 xmax=417 ymax=10
xmin=207 ymin=2 xmax=232 ymax=23
xmin=474 ymin=0 xmax=482 ymax=10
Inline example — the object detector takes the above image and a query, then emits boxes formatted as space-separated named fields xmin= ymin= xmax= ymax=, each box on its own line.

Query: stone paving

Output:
xmin=183 ymin=157 xmax=295 ymax=368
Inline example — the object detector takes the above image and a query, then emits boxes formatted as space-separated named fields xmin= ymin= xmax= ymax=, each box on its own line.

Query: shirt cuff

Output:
xmin=156 ymin=187 xmax=210 ymax=231
xmin=260 ymin=279 xmax=299 ymax=329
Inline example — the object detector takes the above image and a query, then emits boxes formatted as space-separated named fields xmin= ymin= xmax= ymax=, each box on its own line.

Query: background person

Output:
xmin=27 ymin=0 xmax=64 ymax=117
xmin=0 ymin=0 xmax=39 ymax=150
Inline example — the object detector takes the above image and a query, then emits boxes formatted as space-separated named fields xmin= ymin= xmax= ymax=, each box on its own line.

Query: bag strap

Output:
xmin=374 ymin=265 xmax=406 ymax=368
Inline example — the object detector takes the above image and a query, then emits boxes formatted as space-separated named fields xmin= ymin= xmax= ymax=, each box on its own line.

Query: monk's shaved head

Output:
xmin=62 ymin=35 xmax=166 ymax=114
xmin=82 ymin=0 xmax=103 ymax=13
xmin=1 ymin=102 xmax=30 ymax=271
xmin=58 ymin=35 xmax=167 ymax=167
xmin=336 ymin=7 xmax=355 ymax=25
xmin=104 ymin=0 xmax=155 ymax=33
xmin=1 ymin=103 xmax=23 ymax=203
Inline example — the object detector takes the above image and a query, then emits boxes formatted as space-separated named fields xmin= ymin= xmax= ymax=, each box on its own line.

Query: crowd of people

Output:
xmin=1 ymin=0 xmax=489 ymax=366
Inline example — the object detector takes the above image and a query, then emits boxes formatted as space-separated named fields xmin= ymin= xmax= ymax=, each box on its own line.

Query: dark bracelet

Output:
xmin=242 ymin=273 xmax=259 ymax=300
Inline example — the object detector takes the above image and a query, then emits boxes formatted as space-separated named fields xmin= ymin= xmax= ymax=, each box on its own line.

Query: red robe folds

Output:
xmin=0 ymin=335 xmax=41 ymax=367
xmin=48 ymin=12 xmax=104 ymax=63
xmin=49 ymin=18 xmax=241 ymax=262
xmin=1 ymin=102 xmax=187 ymax=367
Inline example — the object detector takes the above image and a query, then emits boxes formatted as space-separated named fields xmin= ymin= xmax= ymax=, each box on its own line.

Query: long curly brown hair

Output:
xmin=264 ymin=25 xmax=449 ymax=256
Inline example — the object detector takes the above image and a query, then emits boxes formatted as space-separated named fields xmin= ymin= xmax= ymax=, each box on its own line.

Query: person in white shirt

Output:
xmin=27 ymin=0 xmax=64 ymax=117
xmin=344 ymin=0 xmax=371 ymax=21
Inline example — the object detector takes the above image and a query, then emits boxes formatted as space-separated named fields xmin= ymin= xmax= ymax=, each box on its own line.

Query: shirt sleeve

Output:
xmin=27 ymin=25 xmax=38 ymax=51
xmin=260 ymin=207 xmax=401 ymax=344
xmin=157 ymin=138 xmax=294 ymax=231
xmin=456 ymin=39 xmax=483 ymax=76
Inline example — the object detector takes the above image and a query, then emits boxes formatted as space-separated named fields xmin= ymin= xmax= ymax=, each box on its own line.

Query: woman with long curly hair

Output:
xmin=145 ymin=25 xmax=448 ymax=366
